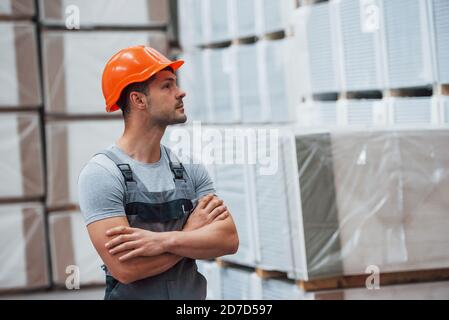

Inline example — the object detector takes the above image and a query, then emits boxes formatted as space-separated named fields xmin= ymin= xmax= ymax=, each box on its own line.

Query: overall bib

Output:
xmin=97 ymin=148 xmax=207 ymax=300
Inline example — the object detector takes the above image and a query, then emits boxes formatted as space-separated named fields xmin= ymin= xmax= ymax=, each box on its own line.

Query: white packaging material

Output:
xmin=42 ymin=30 xmax=167 ymax=114
xmin=0 ymin=22 xmax=41 ymax=108
xmin=0 ymin=112 xmax=44 ymax=200
xmin=49 ymin=211 xmax=105 ymax=286
xmin=381 ymin=0 xmax=434 ymax=88
xmin=335 ymin=0 xmax=384 ymax=91
xmin=46 ymin=119 xmax=124 ymax=208
xmin=0 ymin=203 xmax=49 ymax=292
xmin=38 ymin=0 xmax=168 ymax=27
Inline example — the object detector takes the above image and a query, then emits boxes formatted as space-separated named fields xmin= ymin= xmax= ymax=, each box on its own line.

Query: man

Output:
xmin=78 ymin=46 xmax=239 ymax=300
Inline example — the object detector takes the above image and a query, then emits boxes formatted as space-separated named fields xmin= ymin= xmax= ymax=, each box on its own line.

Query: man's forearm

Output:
xmin=161 ymin=217 xmax=239 ymax=260
xmin=118 ymin=253 xmax=183 ymax=284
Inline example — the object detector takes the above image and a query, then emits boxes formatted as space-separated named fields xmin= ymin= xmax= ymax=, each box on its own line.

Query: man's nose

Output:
xmin=177 ymin=89 xmax=186 ymax=100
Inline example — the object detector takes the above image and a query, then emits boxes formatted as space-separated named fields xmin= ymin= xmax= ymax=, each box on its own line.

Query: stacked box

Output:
xmin=0 ymin=0 xmax=35 ymax=18
xmin=49 ymin=211 xmax=105 ymax=286
xmin=42 ymin=30 xmax=168 ymax=115
xmin=0 ymin=112 xmax=44 ymax=200
xmin=0 ymin=22 xmax=41 ymax=108
xmin=46 ymin=119 xmax=124 ymax=208
xmin=284 ymin=129 xmax=449 ymax=280
xmin=38 ymin=0 xmax=168 ymax=27
xmin=0 ymin=203 xmax=49 ymax=292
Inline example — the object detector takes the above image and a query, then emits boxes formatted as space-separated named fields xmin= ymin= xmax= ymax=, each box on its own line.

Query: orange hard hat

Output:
xmin=102 ymin=45 xmax=184 ymax=113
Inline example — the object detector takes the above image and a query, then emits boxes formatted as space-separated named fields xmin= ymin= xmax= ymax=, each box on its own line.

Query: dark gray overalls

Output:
xmin=97 ymin=147 xmax=207 ymax=300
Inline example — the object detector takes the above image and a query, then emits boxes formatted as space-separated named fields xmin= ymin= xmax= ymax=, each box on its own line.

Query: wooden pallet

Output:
xmin=297 ymin=268 xmax=449 ymax=292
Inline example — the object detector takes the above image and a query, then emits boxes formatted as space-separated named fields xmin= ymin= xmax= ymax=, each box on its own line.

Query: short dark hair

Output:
xmin=116 ymin=67 xmax=175 ymax=117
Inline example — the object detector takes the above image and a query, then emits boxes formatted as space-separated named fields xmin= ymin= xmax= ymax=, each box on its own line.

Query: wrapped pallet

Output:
xmin=38 ymin=0 xmax=168 ymax=27
xmin=285 ymin=129 xmax=449 ymax=280
xmin=49 ymin=211 xmax=105 ymax=287
xmin=0 ymin=0 xmax=35 ymax=18
xmin=42 ymin=30 xmax=167 ymax=115
xmin=0 ymin=112 xmax=44 ymax=200
xmin=0 ymin=203 xmax=49 ymax=292
xmin=46 ymin=119 xmax=124 ymax=208
xmin=0 ymin=22 xmax=41 ymax=108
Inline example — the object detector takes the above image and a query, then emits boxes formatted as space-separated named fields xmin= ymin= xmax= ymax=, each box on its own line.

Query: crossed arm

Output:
xmin=87 ymin=195 xmax=239 ymax=284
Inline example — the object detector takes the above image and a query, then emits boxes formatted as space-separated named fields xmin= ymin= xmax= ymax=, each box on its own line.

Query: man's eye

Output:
xmin=163 ymin=84 xmax=170 ymax=89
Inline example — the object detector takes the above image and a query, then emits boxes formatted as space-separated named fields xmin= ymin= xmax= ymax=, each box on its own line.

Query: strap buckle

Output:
xmin=170 ymin=162 xmax=185 ymax=181
xmin=117 ymin=164 xmax=134 ymax=183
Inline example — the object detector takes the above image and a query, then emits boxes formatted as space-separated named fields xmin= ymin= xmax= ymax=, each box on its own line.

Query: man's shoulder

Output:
xmin=79 ymin=147 xmax=123 ymax=182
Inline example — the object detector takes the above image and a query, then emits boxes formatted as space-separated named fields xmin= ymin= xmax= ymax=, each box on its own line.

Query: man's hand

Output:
xmin=183 ymin=194 xmax=229 ymax=231
xmin=105 ymin=227 xmax=166 ymax=262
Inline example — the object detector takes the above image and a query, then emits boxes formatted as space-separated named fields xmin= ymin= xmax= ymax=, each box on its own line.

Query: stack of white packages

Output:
xmin=252 ymin=131 xmax=296 ymax=273
xmin=0 ymin=0 xmax=35 ymax=18
xmin=0 ymin=21 xmax=41 ymax=108
xmin=46 ymin=119 xmax=124 ymax=209
xmin=335 ymin=0 xmax=384 ymax=92
xmin=231 ymin=44 xmax=262 ymax=123
xmin=49 ymin=211 xmax=105 ymax=286
xmin=442 ymin=96 xmax=449 ymax=124
xmin=0 ymin=113 xmax=45 ymax=201
xmin=202 ymin=0 xmax=232 ymax=45
xmin=257 ymin=39 xmax=294 ymax=123
xmin=430 ymin=0 xmax=449 ymax=84
xmin=38 ymin=0 xmax=168 ymax=27
xmin=254 ymin=0 xmax=292 ymax=36
xmin=41 ymin=31 xmax=168 ymax=115
xmin=387 ymin=97 xmax=437 ymax=126
xmin=203 ymin=48 xmax=235 ymax=124
xmin=301 ymin=2 xmax=340 ymax=94
xmin=178 ymin=0 xmax=203 ymax=50
xmin=381 ymin=0 xmax=434 ymax=89
xmin=178 ymin=51 xmax=211 ymax=123
xmin=0 ymin=203 xmax=49 ymax=292
xmin=340 ymin=99 xmax=388 ymax=127
xmin=213 ymin=131 xmax=258 ymax=267
xmin=196 ymin=260 xmax=222 ymax=300
xmin=221 ymin=267 xmax=256 ymax=300
xmin=229 ymin=0 xmax=256 ymax=39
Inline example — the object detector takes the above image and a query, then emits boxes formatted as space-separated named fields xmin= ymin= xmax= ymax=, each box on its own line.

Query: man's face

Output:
xmin=145 ymin=70 xmax=187 ymax=126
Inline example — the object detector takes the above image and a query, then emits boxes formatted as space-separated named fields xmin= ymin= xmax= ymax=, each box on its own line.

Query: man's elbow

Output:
xmin=109 ymin=266 xmax=135 ymax=285
xmin=227 ymin=232 xmax=239 ymax=255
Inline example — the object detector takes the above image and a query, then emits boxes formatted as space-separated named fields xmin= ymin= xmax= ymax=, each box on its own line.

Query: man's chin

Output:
xmin=171 ymin=114 xmax=187 ymax=125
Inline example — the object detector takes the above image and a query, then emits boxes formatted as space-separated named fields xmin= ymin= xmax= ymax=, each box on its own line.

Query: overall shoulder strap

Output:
xmin=94 ymin=149 xmax=138 ymax=186
xmin=162 ymin=146 xmax=186 ymax=182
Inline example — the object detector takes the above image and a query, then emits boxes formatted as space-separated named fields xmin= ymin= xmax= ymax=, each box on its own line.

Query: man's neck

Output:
xmin=116 ymin=124 xmax=166 ymax=164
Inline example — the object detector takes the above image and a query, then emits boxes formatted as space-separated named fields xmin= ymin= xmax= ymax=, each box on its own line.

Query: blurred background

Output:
xmin=1 ymin=0 xmax=449 ymax=300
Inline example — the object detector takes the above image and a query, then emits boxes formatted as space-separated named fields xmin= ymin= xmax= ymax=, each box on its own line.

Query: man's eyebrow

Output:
xmin=161 ymin=77 xmax=177 ymax=83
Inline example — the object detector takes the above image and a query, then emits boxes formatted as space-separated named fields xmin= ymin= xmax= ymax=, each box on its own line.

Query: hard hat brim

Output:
xmin=106 ymin=59 xmax=185 ymax=113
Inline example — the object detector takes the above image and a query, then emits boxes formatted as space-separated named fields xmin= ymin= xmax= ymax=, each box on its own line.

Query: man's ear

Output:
xmin=129 ymin=91 xmax=147 ymax=110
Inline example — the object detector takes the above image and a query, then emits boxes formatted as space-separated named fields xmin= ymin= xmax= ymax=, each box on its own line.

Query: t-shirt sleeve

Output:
xmin=192 ymin=163 xmax=217 ymax=200
xmin=78 ymin=162 xmax=126 ymax=226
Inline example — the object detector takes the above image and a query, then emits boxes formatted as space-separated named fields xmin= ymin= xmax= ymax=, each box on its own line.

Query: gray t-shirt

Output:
xmin=78 ymin=144 xmax=216 ymax=226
